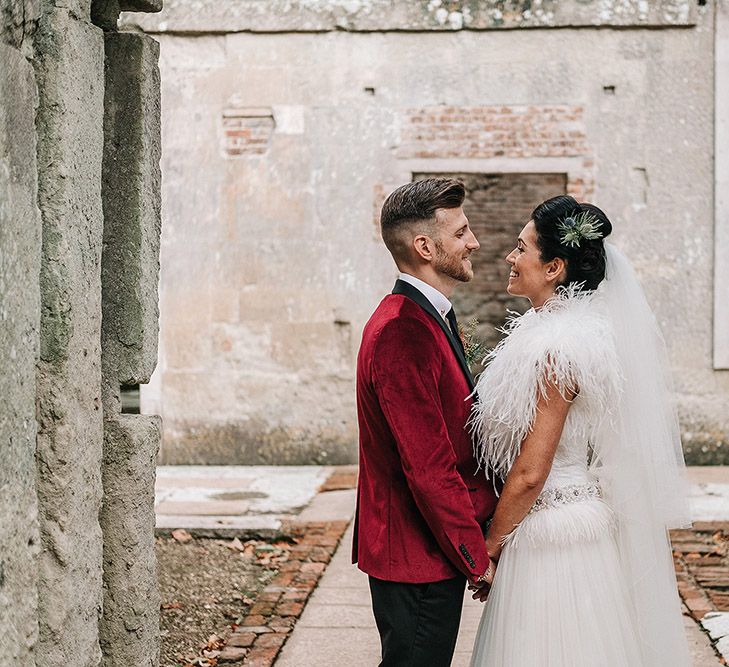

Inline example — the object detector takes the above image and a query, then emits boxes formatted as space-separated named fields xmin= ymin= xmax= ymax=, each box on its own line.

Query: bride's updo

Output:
xmin=531 ymin=195 xmax=613 ymax=291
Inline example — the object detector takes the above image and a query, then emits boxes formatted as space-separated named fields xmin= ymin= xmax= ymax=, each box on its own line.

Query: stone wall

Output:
xmin=124 ymin=0 xmax=727 ymax=465
xmin=0 ymin=0 xmax=163 ymax=663
xmin=0 ymin=2 xmax=42 ymax=662
xmin=99 ymin=28 xmax=162 ymax=665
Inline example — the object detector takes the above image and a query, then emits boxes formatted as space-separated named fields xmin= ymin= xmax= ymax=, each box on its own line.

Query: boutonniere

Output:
xmin=459 ymin=317 xmax=485 ymax=366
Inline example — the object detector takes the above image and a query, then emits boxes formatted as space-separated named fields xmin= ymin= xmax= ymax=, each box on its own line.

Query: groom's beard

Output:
xmin=434 ymin=242 xmax=473 ymax=283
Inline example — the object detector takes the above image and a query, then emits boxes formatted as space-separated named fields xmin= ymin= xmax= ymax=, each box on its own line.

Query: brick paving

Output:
xmin=206 ymin=468 xmax=359 ymax=666
xmin=673 ymin=523 xmax=729 ymax=621
xmin=189 ymin=520 xmax=349 ymax=666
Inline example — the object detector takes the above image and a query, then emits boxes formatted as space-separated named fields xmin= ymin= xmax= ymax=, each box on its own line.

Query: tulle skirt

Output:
xmin=470 ymin=499 xmax=644 ymax=666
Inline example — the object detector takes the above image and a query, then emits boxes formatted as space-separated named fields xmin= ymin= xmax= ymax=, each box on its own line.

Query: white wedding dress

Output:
xmin=469 ymin=248 xmax=691 ymax=667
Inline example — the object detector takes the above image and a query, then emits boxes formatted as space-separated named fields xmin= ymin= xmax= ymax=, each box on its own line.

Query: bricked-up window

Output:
xmin=413 ymin=172 xmax=567 ymax=354
xmin=221 ymin=107 xmax=275 ymax=157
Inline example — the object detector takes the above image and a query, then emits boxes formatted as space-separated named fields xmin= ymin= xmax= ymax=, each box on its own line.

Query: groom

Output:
xmin=353 ymin=178 xmax=498 ymax=666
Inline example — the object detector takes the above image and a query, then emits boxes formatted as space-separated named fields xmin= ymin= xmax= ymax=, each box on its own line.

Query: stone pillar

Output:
xmin=98 ymin=30 xmax=163 ymax=666
xmin=33 ymin=2 xmax=106 ymax=664
xmin=0 ymin=2 xmax=42 ymax=661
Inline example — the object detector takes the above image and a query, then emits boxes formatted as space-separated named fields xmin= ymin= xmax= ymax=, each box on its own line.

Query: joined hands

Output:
xmin=469 ymin=557 xmax=497 ymax=603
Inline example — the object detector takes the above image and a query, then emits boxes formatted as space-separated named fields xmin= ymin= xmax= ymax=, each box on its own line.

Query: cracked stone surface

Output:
xmin=121 ymin=0 xmax=696 ymax=34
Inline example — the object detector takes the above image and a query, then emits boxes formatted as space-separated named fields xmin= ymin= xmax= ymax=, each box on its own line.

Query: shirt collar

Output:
xmin=397 ymin=272 xmax=452 ymax=321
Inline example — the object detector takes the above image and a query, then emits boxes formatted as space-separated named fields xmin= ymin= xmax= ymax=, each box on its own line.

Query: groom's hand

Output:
xmin=469 ymin=583 xmax=489 ymax=602
xmin=468 ymin=558 xmax=497 ymax=602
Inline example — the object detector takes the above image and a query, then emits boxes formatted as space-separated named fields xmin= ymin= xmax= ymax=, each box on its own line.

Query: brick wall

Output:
xmin=414 ymin=172 xmax=568 ymax=353
xmin=402 ymin=105 xmax=593 ymax=200
xmin=401 ymin=105 xmax=587 ymax=159
xmin=222 ymin=107 xmax=275 ymax=157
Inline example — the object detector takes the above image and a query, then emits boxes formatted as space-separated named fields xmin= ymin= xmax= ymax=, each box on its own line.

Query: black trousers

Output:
xmin=368 ymin=575 xmax=466 ymax=667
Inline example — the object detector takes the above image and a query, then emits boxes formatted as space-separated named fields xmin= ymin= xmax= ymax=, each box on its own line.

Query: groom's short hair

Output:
xmin=380 ymin=178 xmax=466 ymax=262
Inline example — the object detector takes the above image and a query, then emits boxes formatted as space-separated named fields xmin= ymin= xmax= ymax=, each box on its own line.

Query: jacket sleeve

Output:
xmin=372 ymin=316 xmax=490 ymax=582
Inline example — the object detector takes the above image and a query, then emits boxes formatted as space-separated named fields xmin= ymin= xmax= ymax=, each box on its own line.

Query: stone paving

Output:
xmin=155 ymin=466 xmax=332 ymax=535
xmin=157 ymin=466 xmax=729 ymax=665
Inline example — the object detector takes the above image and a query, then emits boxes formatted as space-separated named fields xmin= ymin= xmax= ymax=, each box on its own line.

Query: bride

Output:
xmin=469 ymin=195 xmax=692 ymax=666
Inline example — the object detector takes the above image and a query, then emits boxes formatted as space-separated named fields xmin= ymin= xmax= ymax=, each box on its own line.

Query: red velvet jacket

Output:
xmin=352 ymin=280 xmax=498 ymax=584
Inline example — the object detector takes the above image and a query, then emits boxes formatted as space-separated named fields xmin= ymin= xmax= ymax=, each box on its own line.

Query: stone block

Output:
xmin=120 ymin=0 xmax=162 ymax=12
xmin=100 ymin=414 xmax=162 ymax=667
xmin=120 ymin=0 xmax=696 ymax=33
xmin=1 ymin=0 xmax=40 ymax=52
xmin=101 ymin=30 xmax=161 ymax=387
xmin=33 ymin=6 xmax=106 ymax=666
xmin=91 ymin=0 xmax=121 ymax=31
xmin=0 ymin=43 xmax=41 ymax=662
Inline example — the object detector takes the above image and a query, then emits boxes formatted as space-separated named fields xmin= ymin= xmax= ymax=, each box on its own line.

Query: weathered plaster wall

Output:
xmin=128 ymin=0 xmax=726 ymax=464
xmin=0 ymin=0 xmax=163 ymax=661
xmin=715 ymin=0 xmax=729 ymax=370
xmin=0 ymin=2 xmax=42 ymax=661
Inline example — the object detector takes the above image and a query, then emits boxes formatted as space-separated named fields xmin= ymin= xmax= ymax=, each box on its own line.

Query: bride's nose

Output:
xmin=505 ymin=249 xmax=516 ymax=264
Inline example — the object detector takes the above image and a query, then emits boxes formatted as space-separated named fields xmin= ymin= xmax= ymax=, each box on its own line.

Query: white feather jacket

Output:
xmin=470 ymin=286 xmax=622 ymax=484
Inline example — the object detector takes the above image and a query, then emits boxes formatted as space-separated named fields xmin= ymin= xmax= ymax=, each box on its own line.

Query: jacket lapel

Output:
xmin=392 ymin=279 xmax=475 ymax=391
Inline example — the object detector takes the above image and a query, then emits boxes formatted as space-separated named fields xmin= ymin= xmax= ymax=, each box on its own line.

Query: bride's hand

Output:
xmin=469 ymin=558 xmax=497 ymax=602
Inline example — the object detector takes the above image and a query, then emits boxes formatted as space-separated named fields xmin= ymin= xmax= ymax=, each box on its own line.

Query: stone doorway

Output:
xmin=413 ymin=172 xmax=567 ymax=353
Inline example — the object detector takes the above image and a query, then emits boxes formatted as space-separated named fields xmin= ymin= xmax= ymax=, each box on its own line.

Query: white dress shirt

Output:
xmin=397 ymin=272 xmax=452 ymax=322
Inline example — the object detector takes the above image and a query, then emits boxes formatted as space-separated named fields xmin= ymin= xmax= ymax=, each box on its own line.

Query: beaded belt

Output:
xmin=529 ymin=482 xmax=602 ymax=514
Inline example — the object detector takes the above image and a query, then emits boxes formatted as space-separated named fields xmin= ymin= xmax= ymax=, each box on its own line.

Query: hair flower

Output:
xmin=557 ymin=212 xmax=603 ymax=248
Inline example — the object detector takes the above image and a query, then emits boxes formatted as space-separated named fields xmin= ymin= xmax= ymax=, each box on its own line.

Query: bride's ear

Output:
xmin=545 ymin=257 xmax=567 ymax=285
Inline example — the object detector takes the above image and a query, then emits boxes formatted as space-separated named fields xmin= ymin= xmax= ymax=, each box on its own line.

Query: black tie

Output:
xmin=445 ymin=307 xmax=465 ymax=353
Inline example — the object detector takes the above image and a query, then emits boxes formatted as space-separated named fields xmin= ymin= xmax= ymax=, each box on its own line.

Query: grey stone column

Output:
xmin=33 ymin=3 xmax=106 ymax=665
xmin=98 ymin=31 xmax=163 ymax=666
xmin=0 ymin=2 xmax=42 ymax=661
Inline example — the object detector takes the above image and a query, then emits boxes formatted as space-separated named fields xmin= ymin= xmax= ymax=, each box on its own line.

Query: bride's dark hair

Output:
xmin=531 ymin=195 xmax=613 ymax=291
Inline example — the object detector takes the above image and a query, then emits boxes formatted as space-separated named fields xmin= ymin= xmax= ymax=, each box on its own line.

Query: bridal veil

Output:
xmin=593 ymin=243 xmax=691 ymax=665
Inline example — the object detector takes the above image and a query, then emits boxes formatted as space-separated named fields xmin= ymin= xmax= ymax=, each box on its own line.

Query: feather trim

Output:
xmin=503 ymin=499 xmax=616 ymax=549
xmin=469 ymin=285 xmax=621 ymax=480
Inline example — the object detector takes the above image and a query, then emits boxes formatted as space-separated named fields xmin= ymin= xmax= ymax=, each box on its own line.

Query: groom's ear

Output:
xmin=412 ymin=234 xmax=436 ymax=263
xmin=545 ymin=257 xmax=567 ymax=284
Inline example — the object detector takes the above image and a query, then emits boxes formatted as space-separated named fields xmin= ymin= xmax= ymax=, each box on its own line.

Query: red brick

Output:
xmin=249 ymin=601 xmax=276 ymax=616
xmin=276 ymin=601 xmax=304 ymax=617
xmin=271 ymin=572 xmax=294 ymax=586
xmin=680 ymin=588 xmax=706 ymax=600
xmin=218 ymin=646 xmax=249 ymax=662
xmin=282 ymin=588 xmax=309 ymax=601
xmin=244 ymin=646 xmax=279 ymax=666
xmin=300 ymin=562 xmax=326 ymax=574
xmin=255 ymin=633 xmax=287 ymax=649
xmin=267 ymin=615 xmax=295 ymax=630
xmin=278 ymin=560 xmax=302 ymax=572
xmin=308 ymin=546 xmax=333 ymax=562
xmin=707 ymin=590 xmax=729 ymax=610
xmin=684 ymin=596 xmax=713 ymax=615
xmin=228 ymin=632 xmax=256 ymax=648
xmin=258 ymin=590 xmax=283 ymax=603
xmin=289 ymin=545 xmax=312 ymax=557
xmin=293 ymin=571 xmax=319 ymax=585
